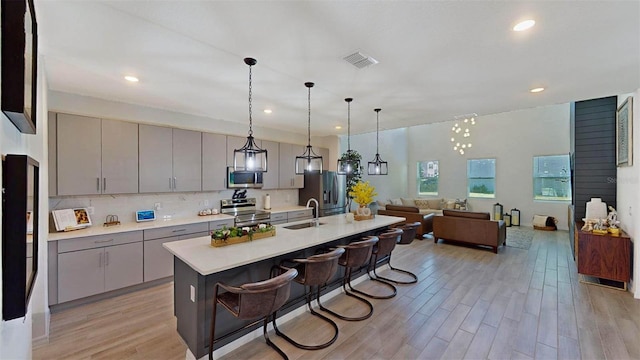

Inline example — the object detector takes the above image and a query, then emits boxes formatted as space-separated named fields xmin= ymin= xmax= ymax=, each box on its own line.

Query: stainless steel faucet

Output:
xmin=306 ymin=198 xmax=320 ymax=227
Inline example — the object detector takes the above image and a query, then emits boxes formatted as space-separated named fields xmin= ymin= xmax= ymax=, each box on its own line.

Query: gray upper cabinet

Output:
xmin=261 ymin=140 xmax=279 ymax=189
xmin=226 ymin=135 xmax=247 ymax=167
xmin=139 ymin=125 xmax=201 ymax=193
xmin=318 ymin=147 xmax=330 ymax=172
xmin=279 ymin=143 xmax=304 ymax=188
xmin=48 ymin=112 xmax=57 ymax=196
xmin=202 ymin=132 xmax=227 ymax=191
xmin=139 ymin=125 xmax=173 ymax=193
xmin=57 ymin=114 xmax=138 ymax=196
xmin=172 ymin=129 xmax=202 ymax=192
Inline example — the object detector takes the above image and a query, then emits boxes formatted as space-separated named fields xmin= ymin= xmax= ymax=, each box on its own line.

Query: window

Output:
xmin=533 ymin=155 xmax=571 ymax=201
xmin=417 ymin=160 xmax=439 ymax=195
xmin=467 ymin=158 xmax=496 ymax=198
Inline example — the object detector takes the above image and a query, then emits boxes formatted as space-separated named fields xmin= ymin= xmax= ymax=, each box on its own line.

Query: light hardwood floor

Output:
xmin=34 ymin=229 xmax=640 ymax=360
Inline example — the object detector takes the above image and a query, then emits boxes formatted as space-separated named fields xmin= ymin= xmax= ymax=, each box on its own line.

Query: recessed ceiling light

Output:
xmin=263 ymin=109 xmax=272 ymax=114
xmin=530 ymin=87 xmax=545 ymax=93
xmin=335 ymin=126 xmax=342 ymax=130
xmin=513 ymin=19 xmax=535 ymax=32
xmin=124 ymin=75 xmax=139 ymax=82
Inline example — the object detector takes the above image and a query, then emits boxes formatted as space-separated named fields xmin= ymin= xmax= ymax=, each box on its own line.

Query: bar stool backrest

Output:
xmin=339 ymin=236 xmax=379 ymax=268
xmin=376 ymin=228 xmax=403 ymax=257
xmin=398 ymin=222 xmax=421 ymax=244
xmin=221 ymin=268 xmax=298 ymax=320
xmin=294 ymin=248 xmax=345 ymax=286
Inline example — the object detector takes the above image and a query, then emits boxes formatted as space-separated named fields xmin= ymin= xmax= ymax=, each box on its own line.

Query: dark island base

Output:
xmin=174 ymin=228 xmax=387 ymax=359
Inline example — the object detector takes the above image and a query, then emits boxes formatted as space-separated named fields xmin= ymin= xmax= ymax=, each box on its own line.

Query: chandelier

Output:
xmin=295 ymin=82 xmax=323 ymax=174
xmin=337 ymin=98 xmax=360 ymax=174
xmin=367 ymin=108 xmax=388 ymax=175
xmin=233 ymin=57 xmax=267 ymax=172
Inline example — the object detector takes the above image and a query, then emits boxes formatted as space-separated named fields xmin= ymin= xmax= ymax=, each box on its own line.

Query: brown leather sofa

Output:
xmin=433 ymin=209 xmax=506 ymax=253
xmin=377 ymin=205 xmax=434 ymax=238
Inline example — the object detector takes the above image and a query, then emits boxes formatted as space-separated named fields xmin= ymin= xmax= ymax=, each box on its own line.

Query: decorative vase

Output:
xmin=356 ymin=205 xmax=371 ymax=216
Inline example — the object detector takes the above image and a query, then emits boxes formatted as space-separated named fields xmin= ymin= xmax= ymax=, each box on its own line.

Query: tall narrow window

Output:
xmin=417 ymin=160 xmax=439 ymax=195
xmin=467 ymin=158 xmax=496 ymax=198
xmin=533 ymin=155 xmax=571 ymax=201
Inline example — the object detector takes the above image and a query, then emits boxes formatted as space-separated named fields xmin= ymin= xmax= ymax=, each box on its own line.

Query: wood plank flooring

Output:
xmin=34 ymin=229 xmax=640 ymax=360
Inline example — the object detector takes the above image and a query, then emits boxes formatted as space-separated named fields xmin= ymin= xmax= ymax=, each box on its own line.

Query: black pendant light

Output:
xmin=337 ymin=98 xmax=360 ymax=174
xmin=233 ymin=57 xmax=267 ymax=173
xmin=367 ymin=108 xmax=388 ymax=175
xmin=295 ymin=82 xmax=323 ymax=174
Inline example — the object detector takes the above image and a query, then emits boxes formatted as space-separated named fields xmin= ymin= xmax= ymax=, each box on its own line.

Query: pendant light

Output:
xmin=233 ymin=57 xmax=267 ymax=172
xmin=367 ymin=108 xmax=388 ymax=175
xmin=337 ymin=98 xmax=360 ymax=174
xmin=295 ymin=82 xmax=323 ymax=174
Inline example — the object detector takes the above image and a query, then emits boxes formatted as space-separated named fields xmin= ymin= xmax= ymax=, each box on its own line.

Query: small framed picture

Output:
xmin=136 ymin=210 xmax=156 ymax=222
xmin=616 ymin=96 xmax=633 ymax=167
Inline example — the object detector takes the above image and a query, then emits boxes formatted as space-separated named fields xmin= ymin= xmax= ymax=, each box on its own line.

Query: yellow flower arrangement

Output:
xmin=348 ymin=181 xmax=378 ymax=206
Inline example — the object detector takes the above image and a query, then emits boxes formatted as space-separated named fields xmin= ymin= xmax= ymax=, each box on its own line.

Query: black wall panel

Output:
xmin=571 ymin=96 xmax=617 ymax=220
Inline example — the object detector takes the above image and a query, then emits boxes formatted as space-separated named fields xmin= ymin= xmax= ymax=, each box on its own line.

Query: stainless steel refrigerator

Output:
xmin=299 ymin=171 xmax=346 ymax=217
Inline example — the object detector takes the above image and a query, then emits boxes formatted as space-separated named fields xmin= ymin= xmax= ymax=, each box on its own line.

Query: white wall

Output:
xmin=615 ymin=90 xmax=639 ymax=298
xmin=407 ymin=104 xmax=571 ymax=229
xmin=0 ymin=55 xmax=50 ymax=359
xmin=343 ymin=128 xmax=409 ymax=204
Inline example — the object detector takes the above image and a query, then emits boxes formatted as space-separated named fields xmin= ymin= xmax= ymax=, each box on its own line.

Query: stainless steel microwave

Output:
xmin=227 ymin=167 xmax=263 ymax=188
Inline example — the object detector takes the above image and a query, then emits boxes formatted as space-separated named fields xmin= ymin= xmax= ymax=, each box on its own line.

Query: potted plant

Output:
xmin=349 ymin=181 xmax=377 ymax=219
xmin=338 ymin=150 xmax=363 ymax=211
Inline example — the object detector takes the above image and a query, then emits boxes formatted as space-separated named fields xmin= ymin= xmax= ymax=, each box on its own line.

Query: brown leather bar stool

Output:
xmin=375 ymin=222 xmax=420 ymax=284
xmin=271 ymin=248 xmax=345 ymax=350
xmin=355 ymin=228 xmax=404 ymax=299
xmin=318 ymin=236 xmax=378 ymax=321
xmin=209 ymin=268 xmax=298 ymax=360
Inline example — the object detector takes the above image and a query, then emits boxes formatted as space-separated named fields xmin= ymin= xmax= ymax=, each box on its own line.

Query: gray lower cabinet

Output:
xmin=143 ymin=222 xmax=209 ymax=282
xmin=288 ymin=209 xmax=314 ymax=222
xmin=57 ymin=240 xmax=143 ymax=303
xmin=270 ymin=212 xmax=287 ymax=225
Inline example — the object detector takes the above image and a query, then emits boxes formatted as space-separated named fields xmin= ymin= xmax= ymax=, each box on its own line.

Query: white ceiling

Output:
xmin=36 ymin=1 xmax=640 ymax=137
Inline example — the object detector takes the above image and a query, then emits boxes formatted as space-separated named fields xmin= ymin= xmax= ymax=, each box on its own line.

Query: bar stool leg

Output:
xmin=317 ymin=268 xmax=374 ymax=321
xmin=263 ymin=314 xmax=288 ymax=360
xmin=272 ymin=285 xmax=339 ymax=350
xmin=370 ymin=254 xmax=418 ymax=285
xmin=346 ymin=254 xmax=397 ymax=299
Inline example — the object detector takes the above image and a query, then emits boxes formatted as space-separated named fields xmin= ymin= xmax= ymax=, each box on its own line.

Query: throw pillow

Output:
xmin=389 ymin=198 xmax=402 ymax=205
xmin=455 ymin=198 xmax=467 ymax=210
xmin=376 ymin=200 xmax=389 ymax=207
xmin=426 ymin=199 xmax=442 ymax=209
xmin=414 ymin=199 xmax=431 ymax=209
xmin=401 ymin=198 xmax=416 ymax=207
xmin=442 ymin=200 xmax=456 ymax=209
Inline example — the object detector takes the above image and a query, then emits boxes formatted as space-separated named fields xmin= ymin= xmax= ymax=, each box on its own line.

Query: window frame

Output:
xmin=532 ymin=154 xmax=572 ymax=202
xmin=417 ymin=160 xmax=439 ymax=196
xmin=467 ymin=158 xmax=496 ymax=198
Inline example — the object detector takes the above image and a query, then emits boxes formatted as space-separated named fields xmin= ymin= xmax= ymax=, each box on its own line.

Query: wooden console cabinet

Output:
xmin=577 ymin=227 xmax=631 ymax=284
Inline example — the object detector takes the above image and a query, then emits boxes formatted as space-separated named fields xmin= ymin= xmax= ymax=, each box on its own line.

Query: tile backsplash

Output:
xmin=49 ymin=189 xmax=299 ymax=228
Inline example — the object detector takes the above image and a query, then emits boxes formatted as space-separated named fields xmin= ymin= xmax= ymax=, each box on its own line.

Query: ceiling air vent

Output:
xmin=343 ymin=51 xmax=379 ymax=69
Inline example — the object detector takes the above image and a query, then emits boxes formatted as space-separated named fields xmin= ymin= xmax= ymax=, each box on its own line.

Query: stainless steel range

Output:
xmin=220 ymin=197 xmax=271 ymax=227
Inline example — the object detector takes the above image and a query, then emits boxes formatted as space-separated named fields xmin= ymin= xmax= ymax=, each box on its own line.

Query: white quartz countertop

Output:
xmin=48 ymin=214 xmax=235 ymax=241
xmin=163 ymin=214 xmax=406 ymax=276
xmin=267 ymin=205 xmax=310 ymax=214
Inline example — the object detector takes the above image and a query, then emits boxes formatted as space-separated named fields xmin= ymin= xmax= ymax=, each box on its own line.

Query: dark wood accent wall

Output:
xmin=571 ymin=96 xmax=617 ymax=220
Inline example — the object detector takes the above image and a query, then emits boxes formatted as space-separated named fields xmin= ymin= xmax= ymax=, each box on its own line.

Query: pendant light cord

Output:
xmin=347 ymin=100 xmax=351 ymax=151
xmin=307 ymin=85 xmax=311 ymax=146
xmin=248 ymin=64 xmax=253 ymax=137
xmin=376 ymin=109 xmax=380 ymax=153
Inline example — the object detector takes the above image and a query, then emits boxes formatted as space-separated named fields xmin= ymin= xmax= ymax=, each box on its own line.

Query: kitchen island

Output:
xmin=163 ymin=214 xmax=404 ymax=358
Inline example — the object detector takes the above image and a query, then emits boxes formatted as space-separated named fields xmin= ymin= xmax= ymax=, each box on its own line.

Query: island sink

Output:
xmin=283 ymin=222 xmax=327 ymax=230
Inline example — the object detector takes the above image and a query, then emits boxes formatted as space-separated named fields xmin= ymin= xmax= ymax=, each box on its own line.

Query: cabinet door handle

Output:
xmin=99 ymin=252 xmax=103 ymax=268
xmin=103 ymin=178 xmax=106 ymax=191
xmin=97 ymin=177 xmax=100 ymax=192
xmin=172 ymin=229 xmax=187 ymax=233
xmin=95 ymin=239 xmax=114 ymax=244
xmin=105 ymin=251 xmax=109 ymax=266
xmin=173 ymin=177 xmax=177 ymax=190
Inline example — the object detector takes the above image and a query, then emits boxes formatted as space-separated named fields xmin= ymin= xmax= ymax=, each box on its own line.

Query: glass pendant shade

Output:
xmin=295 ymin=82 xmax=323 ymax=174
xmin=367 ymin=108 xmax=388 ymax=175
xmin=234 ymin=57 xmax=267 ymax=172
xmin=337 ymin=98 xmax=360 ymax=175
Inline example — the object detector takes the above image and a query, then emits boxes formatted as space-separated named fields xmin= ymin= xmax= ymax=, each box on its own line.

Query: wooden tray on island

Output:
xmin=211 ymin=229 xmax=276 ymax=247
xmin=353 ymin=213 xmax=374 ymax=221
